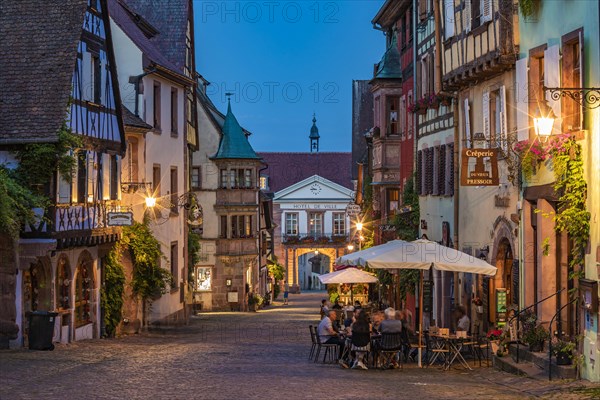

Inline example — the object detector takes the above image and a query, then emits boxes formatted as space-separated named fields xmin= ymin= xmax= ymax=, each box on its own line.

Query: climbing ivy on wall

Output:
xmin=101 ymin=246 xmax=125 ymax=337
xmin=547 ymin=134 xmax=590 ymax=278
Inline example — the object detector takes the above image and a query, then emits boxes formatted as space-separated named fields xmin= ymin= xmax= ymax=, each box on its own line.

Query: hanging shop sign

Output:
xmin=460 ymin=148 xmax=499 ymax=186
xmin=107 ymin=212 xmax=133 ymax=226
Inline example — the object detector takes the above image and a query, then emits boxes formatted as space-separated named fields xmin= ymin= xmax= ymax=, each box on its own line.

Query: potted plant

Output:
xmin=487 ymin=329 xmax=503 ymax=354
xmin=551 ymin=336 xmax=576 ymax=365
xmin=523 ymin=324 xmax=549 ymax=352
xmin=248 ymin=293 xmax=264 ymax=311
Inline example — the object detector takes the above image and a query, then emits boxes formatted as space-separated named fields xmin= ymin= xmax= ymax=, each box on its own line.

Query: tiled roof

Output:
xmin=122 ymin=105 xmax=152 ymax=129
xmin=108 ymin=0 xmax=183 ymax=76
xmin=119 ymin=0 xmax=190 ymax=75
xmin=258 ymin=152 xmax=353 ymax=192
xmin=212 ymin=101 xmax=260 ymax=160
xmin=0 ymin=0 xmax=87 ymax=143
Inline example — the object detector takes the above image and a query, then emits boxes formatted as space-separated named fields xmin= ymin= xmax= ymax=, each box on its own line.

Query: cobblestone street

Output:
xmin=0 ymin=292 xmax=597 ymax=400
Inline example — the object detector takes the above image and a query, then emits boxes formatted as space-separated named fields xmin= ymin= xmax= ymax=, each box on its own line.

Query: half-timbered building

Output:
xmin=414 ymin=0 xmax=457 ymax=330
xmin=440 ymin=0 xmax=519 ymax=336
xmin=0 ymin=0 xmax=125 ymax=346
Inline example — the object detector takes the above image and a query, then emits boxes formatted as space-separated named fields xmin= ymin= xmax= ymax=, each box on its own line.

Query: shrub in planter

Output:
xmin=551 ymin=337 xmax=576 ymax=365
xmin=523 ymin=325 xmax=549 ymax=352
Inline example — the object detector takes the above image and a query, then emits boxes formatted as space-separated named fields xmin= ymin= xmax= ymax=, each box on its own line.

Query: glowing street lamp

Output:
xmin=355 ymin=221 xmax=364 ymax=251
xmin=347 ymin=244 xmax=354 ymax=252
xmin=534 ymin=104 xmax=555 ymax=142
xmin=145 ymin=196 xmax=157 ymax=208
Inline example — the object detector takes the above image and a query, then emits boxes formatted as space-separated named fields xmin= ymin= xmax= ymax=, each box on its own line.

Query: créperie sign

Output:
xmin=107 ymin=212 xmax=134 ymax=226
xmin=460 ymin=148 xmax=499 ymax=186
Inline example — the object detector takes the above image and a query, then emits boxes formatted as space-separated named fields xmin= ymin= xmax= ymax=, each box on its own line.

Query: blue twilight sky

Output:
xmin=194 ymin=0 xmax=385 ymax=152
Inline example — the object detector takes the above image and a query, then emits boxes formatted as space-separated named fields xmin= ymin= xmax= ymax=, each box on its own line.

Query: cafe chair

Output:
xmin=313 ymin=327 xmax=339 ymax=364
xmin=377 ymin=332 xmax=404 ymax=370
xmin=308 ymin=325 xmax=318 ymax=361
xmin=350 ymin=330 xmax=371 ymax=367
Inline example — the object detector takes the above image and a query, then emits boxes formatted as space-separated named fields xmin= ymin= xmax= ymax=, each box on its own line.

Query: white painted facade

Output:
xmin=110 ymin=19 xmax=187 ymax=323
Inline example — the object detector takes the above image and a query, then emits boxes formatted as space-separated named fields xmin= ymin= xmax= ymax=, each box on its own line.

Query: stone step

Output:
xmin=493 ymin=343 xmax=577 ymax=380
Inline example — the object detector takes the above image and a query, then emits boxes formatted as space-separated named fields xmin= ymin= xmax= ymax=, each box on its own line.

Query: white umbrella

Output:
xmin=318 ymin=267 xmax=378 ymax=284
xmin=335 ymin=239 xmax=497 ymax=366
xmin=337 ymin=239 xmax=496 ymax=276
xmin=318 ymin=267 xmax=378 ymax=304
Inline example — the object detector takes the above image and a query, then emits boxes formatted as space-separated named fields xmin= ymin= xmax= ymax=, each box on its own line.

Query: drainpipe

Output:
xmin=129 ymin=68 xmax=157 ymax=117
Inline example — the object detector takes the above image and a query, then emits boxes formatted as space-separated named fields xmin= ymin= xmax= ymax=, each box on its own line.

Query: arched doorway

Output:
xmin=23 ymin=258 xmax=51 ymax=313
xmin=74 ymin=252 xmax=95 ymax=339
xmin=489 ymin=238 xmax=514 ymax=326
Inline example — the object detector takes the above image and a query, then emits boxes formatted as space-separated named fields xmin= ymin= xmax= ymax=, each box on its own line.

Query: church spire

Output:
xmin=309 ymin=114 xmax=320 ymax=152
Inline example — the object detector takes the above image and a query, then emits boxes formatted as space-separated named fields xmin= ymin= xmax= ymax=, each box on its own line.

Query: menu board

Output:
xmin=496 ymin=288 xmax=507 ymax=326
xmin=423 ymin=280 xmax=433 ymax=313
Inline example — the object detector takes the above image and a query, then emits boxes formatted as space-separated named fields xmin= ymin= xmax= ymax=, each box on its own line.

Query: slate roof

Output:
xmin=0 ymin=0 xmax=88 ymax=143
xmin=122 ymin=105 xmax=152 ymax=129
xmin=108 ymin=0 xmax=183 ymax=76
xmin=118 ymin=0 xmax=190 ymax=75
xmin=197 ymin=86 xmax=252 ymax=137
xmin=212 ymin=100 xmax=261 ymax=160
xmin=373 ymin=33 xmax=402 ymax=79
xmin=258 ymin=152 xmax=353 ymax=193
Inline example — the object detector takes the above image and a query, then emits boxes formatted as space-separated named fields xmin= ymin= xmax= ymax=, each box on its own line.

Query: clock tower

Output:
xmin=309 ymin=114 xmax=320 ymax=152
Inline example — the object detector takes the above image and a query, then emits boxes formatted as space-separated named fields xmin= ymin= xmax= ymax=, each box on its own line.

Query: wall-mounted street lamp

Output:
xmin=355 ymin=221 xmax=364 ymax=251
xmin=533 ymin=102 xmax=556 ymax=143
xmin=144 ymin=188 xmax=203 ymax=226
xmin=347 ymin=244 xmax=354 ymax=252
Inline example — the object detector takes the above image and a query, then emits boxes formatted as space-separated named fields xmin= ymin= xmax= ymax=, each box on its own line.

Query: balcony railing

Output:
xmin=282 ymin=233 xmax=349 ymax=245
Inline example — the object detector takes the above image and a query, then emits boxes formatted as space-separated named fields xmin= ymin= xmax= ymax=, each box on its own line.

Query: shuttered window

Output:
xmin=463 ymin=0 xmax=472 ymax=33
xmin=438 ymin=145 xmax=446 ymax=195
xmin=482 ymin=90 xmax=491 ymax=147
xmin=417 ymin=150 xmax=423 ymax=195
xmin=544 ymin=45 xmax=562 ymax=135
xmin=444 ymin=0 xmax=455 ymax=40
xmin=498 ymin=85 xmax=508 ymax=153
xmin=515 ymin=58 xmax=529 ymax=141
xmin=432 ymin=146 xmax=439 ymax=195
xmin=447 ymin=144 xmax=455 ymax=196
xmin=561 ymin=29 xmax=584 ymax=131
xmin=481 ymin=0 xmax=492 ymax=23
xmin=425 ymin=148 xmax=434 ymax=195
xmin=464 ymin=98 xmax=472 ymax=148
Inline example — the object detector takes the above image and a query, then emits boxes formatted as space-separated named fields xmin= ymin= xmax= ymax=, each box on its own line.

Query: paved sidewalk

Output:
xmin=0 ymin=291 xmax=597 ymax=399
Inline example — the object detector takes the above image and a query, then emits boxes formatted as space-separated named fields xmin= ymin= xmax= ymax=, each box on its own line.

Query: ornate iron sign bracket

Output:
xmin=544 ymin=86 xmax=600 ymax=109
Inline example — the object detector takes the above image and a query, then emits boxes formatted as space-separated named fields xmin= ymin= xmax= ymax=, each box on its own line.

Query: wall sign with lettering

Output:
xmin=460 ymin=148 xmax=499 ymax=186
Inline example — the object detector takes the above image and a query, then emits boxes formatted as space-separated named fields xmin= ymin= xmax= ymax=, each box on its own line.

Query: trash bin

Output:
xmin=28 ymin=311 xmax=58 ymax=350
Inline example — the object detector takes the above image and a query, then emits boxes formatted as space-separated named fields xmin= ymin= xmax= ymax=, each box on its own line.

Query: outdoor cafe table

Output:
xmin=429 ymin=334 xmax=473 ymax=371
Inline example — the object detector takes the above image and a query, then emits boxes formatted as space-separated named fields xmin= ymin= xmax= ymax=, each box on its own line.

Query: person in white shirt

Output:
xmin=456 ymin=306 xmax=470 ymax=332
xmin=317 ymin=310 xmax=348 ymax=368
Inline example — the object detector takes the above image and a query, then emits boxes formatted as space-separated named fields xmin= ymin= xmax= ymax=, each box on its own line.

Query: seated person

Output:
xmin=370 ymin=310 xmax=385 ymax=334
xmin=344 ymin=308 xmax=360 ymax=333
xmin=320 ymin=299 xmax=329 ymax=319
xmin=456 ymin=305 xmax=470 ymax=332
xmin=317 ymin=310 xmax=348 ymax=368
xmin=379 ymin=307 xmax=403 ymax=333
xmin=354 ymin=300 xmax=362 ymax=309
xmin=350 ymin=311 xmax=371 ymax=369
xmin=332 ymin=299 xmax=342 ymax=310
xmin=378 ymin=308 xmax=403 ymax=368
